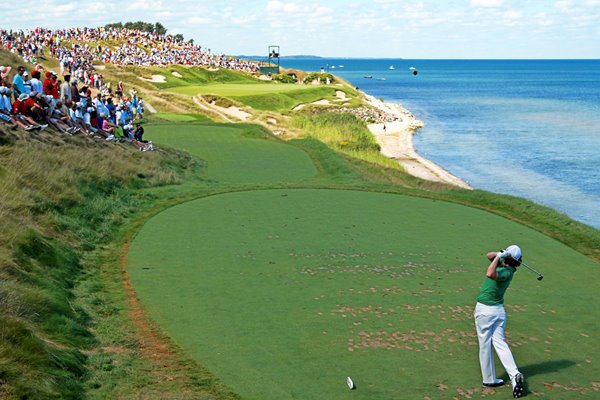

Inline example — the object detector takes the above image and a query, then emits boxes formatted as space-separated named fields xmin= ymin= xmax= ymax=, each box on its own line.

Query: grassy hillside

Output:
xmin=0 ymin=127 xmax=210 ymax=399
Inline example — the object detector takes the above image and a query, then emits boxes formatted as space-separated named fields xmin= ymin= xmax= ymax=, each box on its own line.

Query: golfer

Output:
xmin=474 ymin=245 xmax=525 ymax=398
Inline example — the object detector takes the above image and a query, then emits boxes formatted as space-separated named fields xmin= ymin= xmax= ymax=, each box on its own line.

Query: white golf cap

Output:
xmin=505 ymin=245 xmax=522 ymax=261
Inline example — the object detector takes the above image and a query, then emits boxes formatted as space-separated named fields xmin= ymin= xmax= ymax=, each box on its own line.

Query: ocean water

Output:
xmin=279 ymin=58 xmax=600 ymax=229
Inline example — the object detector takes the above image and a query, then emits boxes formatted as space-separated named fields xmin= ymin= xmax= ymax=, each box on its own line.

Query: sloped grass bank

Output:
xmin=0 ymin=128 xmax=206 ymax=399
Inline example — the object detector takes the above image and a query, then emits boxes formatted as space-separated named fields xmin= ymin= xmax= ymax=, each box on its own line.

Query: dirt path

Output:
xmin=119 ymin=243 xmax=238 ymax=399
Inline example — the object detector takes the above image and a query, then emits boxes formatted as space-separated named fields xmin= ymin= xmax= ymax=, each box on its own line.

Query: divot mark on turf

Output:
xmin=347 ymin=329 xmax=478 ymax=351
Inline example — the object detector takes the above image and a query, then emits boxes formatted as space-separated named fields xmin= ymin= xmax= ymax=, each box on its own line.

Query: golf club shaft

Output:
xmin=520 ymin=260 xmax=543 ymax=278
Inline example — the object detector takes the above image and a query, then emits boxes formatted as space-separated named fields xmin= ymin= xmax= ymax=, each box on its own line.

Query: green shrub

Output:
xmin=274 ymin=73 xmax=297 ymax=84
xmin=291 ymin=111 xmax=379 ymax=152
xmin=303 ymin=72 xmax=335 ymax=84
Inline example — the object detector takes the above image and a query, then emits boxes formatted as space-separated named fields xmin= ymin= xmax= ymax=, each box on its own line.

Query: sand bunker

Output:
xmin=139 ymin=75 xmax=167 ymax=83
xmin=172 ymin=71 xmax=183 ymax=78
xmin=292 ymin=99 xmax=332 ymax=111
xmin=220 ymin=105 xmax=251 ymax=121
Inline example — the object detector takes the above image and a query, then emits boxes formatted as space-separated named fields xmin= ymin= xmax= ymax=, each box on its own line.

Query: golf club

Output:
xmin=502 ymin=249 xmax=544 ymax=281
xmin=520 ymin=260 xmax=544 ymax=281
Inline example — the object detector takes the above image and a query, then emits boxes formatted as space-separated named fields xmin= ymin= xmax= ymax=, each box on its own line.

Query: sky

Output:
xmin=1 ymin=0 xmax=599 ymax=58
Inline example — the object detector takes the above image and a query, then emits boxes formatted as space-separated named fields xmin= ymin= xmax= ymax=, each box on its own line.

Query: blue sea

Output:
xmin=278 ymin=58 xmax=600 ymax=230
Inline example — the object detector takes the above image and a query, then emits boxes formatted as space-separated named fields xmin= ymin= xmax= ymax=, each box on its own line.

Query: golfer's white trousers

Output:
xmin=474 ymin=302 xmax=520 ymax=384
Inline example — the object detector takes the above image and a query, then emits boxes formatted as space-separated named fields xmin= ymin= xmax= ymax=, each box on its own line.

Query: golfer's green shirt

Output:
xmin=476 ymin=266 xmax=516 ymax=305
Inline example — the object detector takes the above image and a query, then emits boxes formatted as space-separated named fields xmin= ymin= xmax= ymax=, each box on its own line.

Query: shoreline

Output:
xmin=363 ymin=94 xmax=472 ymax=189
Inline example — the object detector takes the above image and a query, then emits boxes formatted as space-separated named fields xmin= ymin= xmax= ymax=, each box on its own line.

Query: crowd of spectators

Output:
xmin=0 ymin=25 xmax=265 ymax=148
xmin=1 ymin=26 xmax=260 ymax=73
xmin=1 ymin=62 xmax=152 ymax=151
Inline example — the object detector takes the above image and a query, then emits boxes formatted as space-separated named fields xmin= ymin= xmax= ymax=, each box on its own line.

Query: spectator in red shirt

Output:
xmin=42 ymin=71 xmax=59 ymax=101
xmin=11 ymin=93 xmax=46 ymax=130
xmin=43 ymin=72 xmax=54 ymax=96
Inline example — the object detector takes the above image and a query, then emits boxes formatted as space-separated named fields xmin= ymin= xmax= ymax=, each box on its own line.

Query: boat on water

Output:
xmin=376 ymin=78 xmax=386 ymax=81
xmin=364 ymin=75 xmax=373 ymax=79
xmin=339 ymin=65 xmax=344 ymax=68
xmin=389 ymin=65 xmax=395 ymax=70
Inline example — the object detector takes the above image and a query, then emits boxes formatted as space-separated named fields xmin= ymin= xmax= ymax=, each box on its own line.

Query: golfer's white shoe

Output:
xmin=483 ymin=378 xmax=505 ymax=387
xmin=512 ymin=373 xmax=524 ymax=398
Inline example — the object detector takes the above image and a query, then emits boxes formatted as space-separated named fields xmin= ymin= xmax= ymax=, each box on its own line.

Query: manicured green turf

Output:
xmin=153 ymin=113 xmax=212 ymax=123
xmin=128 ymin=189 xmax=599 ymax=400
xmin=145 ymin=123 xmax=317 ymax=184
xmin=167 ymin=83 xmax=347 ymax=112
xmin=168 ymin=83 xmax=317 ymax=97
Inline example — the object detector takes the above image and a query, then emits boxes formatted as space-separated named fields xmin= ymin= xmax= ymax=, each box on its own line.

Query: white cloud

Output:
xmin=534 ymin=12 xmax=554 ymax=27
xmin=230 ymin=15 xmax=257 ymax=26
xmin=471 ymin=0 xmax=505 ymax=7
xmin=266 ymin=1 xmax=300 ymax=13
xmin=184 ymin=16 xmax=212 ymax=25
xmin=0 ymin=0 xmax=598 ymax=58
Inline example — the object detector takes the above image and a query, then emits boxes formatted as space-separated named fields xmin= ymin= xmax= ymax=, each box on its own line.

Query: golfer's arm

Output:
xmin=486 ymin=251 xmax=498 ymax=261
xmin=485 ymin=254 xmax=501 ymax=280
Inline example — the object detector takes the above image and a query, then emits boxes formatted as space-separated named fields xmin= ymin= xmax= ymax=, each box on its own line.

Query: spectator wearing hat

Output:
xmin=11 ymin=93 xmax=46 ymax=131
xmin=43 ymin=71 xmax=59 ymax=102
xmin=133 ymin=123 xmax=145 ymax=142
xmin=22 ymin=71 xmax=32 ymax=95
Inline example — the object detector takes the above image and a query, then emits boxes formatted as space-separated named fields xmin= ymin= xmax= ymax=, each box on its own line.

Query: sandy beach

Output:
xmin=364 ymin=95 xmax=471 ymax=189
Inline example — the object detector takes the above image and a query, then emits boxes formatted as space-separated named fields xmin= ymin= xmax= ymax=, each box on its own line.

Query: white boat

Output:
xmin=389 ymin=65 xmax=395 ymax=70
xmin=339 ymin=65 xmax=344 ymax=68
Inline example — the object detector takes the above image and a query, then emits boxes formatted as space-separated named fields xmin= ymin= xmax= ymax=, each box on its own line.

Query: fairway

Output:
xmin=128 ymin=189 xmax=599 ymax=400
xmin=166 ymin=83 xmax=349 ymax=112
xmin=168 ymin=82 xmax=317 ymax=97
xmin=145 ymin=123 xmax=317 ymax=184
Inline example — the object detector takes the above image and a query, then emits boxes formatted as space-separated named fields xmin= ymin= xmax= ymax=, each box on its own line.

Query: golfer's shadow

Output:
xmin=520 ymin=359 xmax=576 ymax=378
xmin=506 ymin=359 xmax=576 ymax=396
